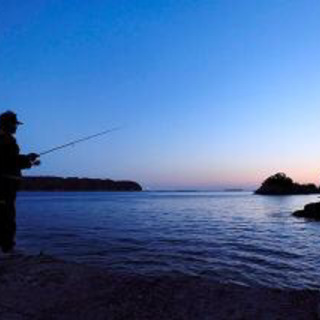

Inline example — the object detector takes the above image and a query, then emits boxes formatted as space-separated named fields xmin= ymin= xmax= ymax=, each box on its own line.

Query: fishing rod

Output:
xmin=39 ymin=127 xmax=121 ymax=156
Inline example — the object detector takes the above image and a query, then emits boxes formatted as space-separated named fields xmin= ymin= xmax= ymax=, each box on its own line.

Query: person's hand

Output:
xmin=27 ymin=153 xmax=40 ymax=162
xmin=32 ymin=160 xmax=41 ymax=166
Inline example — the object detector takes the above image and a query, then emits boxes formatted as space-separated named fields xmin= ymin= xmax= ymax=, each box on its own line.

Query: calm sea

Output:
xmin=16 ymin=191 xmax=320 ymax=289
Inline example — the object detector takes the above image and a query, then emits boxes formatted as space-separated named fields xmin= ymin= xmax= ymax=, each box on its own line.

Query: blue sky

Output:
xmin=1 ymin=0 xmax=320 ymax=189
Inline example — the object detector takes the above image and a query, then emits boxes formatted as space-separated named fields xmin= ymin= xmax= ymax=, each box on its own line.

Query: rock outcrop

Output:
xmin=255 ymin=173 xmax=319 ymax=195
xmin=20 ymin=176 xmax=142 ymax=191
xmin=293 ymin=202 xmax=320 ymax=220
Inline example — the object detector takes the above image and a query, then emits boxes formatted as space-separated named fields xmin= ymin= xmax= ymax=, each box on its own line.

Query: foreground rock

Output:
xmin=293 ymin=202 xmax=320 ymax=220
xmin=255 ymin=173 xmax=319 ymax=195
xmin=0 ymin=253 xmax=318 ymax=319
xmin=21 ymin=176 xmax=142 ymax=191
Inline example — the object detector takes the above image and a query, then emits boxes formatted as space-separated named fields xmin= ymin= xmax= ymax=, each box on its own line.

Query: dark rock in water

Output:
xmin=255 ymin=172 xmax=319 ymax=195
xmin=293 ymin=202 xmax=320 ymax=220
xmin=20 ymin=176 xmax=142 ymax=192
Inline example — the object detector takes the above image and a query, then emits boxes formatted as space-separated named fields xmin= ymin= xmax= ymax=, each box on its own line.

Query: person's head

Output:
xmin=0 ymin=111 xmax=23 ymax=134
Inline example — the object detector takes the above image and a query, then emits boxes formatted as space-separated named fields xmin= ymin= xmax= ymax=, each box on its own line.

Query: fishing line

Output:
xmin=39 ymin=127 xmax=121 ymax=156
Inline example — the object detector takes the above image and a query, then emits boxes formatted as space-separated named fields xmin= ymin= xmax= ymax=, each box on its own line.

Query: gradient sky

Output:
xmin=1 ymin=0 xmax=320 ymax=190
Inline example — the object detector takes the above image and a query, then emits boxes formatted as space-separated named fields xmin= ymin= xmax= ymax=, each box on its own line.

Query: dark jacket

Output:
xmin=0 ymin=131 xmax=32 ymax=194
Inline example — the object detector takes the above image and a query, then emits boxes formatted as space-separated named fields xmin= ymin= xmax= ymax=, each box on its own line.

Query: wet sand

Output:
xmin=0 ymin=253 xmax=319 ymax=319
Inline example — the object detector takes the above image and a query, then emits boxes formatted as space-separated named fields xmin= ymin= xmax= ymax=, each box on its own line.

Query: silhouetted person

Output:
xmin=0 ymin=111 xmax=40 ymax=253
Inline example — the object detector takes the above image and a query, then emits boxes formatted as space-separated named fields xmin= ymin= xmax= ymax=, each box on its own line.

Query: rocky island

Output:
xmin=255 ymin=172 xmax=319 ymax=195
xmin=255 ymin=173 xmax=320 ymax=219
xmin=20 ymin=176 xmax=142 ymax=192
xmin=293 ymin=202 xmax=320 ymax=220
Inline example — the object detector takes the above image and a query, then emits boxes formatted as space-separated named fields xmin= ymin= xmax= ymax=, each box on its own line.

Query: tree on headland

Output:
xmin=20 ymin=176 xmax=142 ymax=192
xmin=255 ymin=172 xmax=319 ymax=195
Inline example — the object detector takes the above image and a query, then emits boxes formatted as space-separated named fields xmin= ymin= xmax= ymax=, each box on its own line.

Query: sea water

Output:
xmin=16 ymin=191 xmax=320 ymax=289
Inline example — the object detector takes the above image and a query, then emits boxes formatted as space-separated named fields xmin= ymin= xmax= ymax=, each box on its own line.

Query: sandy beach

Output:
xmin=0 ymin=253 xmax=318 ymax=320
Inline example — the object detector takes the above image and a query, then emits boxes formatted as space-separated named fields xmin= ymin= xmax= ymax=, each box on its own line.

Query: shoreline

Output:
xmin=0 ymin=253 xmax=318 ymax=319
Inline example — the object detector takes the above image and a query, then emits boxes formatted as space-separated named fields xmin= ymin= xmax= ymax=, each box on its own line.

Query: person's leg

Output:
xmin=0 ymin=199 xmax=6 ymax=251
xmin=1 ymin=198 xmax=16 ymax=253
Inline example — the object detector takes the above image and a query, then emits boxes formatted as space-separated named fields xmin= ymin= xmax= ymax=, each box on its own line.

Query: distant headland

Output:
xmin=255 ymin=172 xmax=320 ymax=195
xmin=20 ymin=176 xmax=143 ymax=192
xmin=224 ymin=188 xmax=244 ymax=192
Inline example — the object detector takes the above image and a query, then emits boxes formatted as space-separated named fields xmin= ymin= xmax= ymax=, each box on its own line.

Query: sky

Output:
xmin=1 ymin=0 xmax=320 ymax=190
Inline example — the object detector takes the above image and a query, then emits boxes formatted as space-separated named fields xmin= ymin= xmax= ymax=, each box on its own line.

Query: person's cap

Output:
xmin=0 ymin=111 xmax=23 ymax=125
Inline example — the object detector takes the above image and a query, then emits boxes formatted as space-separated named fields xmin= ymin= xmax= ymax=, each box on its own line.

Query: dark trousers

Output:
xmin=0 ymin=194 xmax=16 ymax=252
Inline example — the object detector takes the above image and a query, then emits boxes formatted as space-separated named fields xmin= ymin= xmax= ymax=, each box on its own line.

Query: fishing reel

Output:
xmin=28 ymin=153 xmax=41 ymax=166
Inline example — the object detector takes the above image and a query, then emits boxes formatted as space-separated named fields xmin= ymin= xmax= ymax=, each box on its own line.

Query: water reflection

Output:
xmin=17 ymin=191 xmax=320 ymax=289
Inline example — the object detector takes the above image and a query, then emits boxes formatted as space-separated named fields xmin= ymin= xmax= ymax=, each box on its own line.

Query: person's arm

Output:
xmin=18 ymin=154 xmax=32 ymax=169
xmin=0 ymin=135 xmax=40 ymax=173
xmin=18 ymin=153 xmax=40 ymax=169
